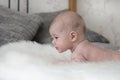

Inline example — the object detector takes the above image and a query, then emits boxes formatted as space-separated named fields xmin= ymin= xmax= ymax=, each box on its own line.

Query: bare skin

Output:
xmin=71 ymin=40 xmax=120 ymax=62
xmin=49 ymin=11 xmax=120 ymax=62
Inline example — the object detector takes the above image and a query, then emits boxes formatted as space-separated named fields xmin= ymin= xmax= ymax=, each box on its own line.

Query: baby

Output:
xmin=49 ymin=11 xmax=120 ymax=62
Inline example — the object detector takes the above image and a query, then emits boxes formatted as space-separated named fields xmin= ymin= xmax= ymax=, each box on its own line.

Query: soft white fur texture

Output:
xmin=0 ymin=41 xmax=120 ymax=80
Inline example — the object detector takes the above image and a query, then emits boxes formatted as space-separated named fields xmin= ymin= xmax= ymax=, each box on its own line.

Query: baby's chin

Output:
xmin=57 ymin=50 xmax=63 ymax=53
xmin=57 ymin=49 xmax=66 ymax=53
xmin=55 ymin=47 xmax=66 ymax=53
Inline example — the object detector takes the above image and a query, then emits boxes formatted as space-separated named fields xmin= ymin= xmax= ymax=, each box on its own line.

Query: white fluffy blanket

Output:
xmin=0 ymin=41 xmax=120 ymax=80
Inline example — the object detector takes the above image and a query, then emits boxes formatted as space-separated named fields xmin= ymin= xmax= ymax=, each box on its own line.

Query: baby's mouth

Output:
xmin=55 ymin=47 xmax=58 ymax=50
xmin=55 ymin=47 xmax=59 ymax=51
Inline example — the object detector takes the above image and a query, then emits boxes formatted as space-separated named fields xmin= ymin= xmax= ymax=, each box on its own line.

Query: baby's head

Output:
xmin=49 ymin=11 xmax=86 ymax=53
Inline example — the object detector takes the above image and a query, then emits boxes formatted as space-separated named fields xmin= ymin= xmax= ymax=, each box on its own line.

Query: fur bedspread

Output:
xmin=0 ymin=41 xmax=120 ymax=80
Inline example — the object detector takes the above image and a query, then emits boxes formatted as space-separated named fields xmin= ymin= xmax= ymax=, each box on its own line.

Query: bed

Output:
xmin=0 ymin=0 xmax=120 ymax=80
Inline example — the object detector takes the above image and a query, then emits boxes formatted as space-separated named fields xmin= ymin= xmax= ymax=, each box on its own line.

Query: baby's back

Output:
xmin=77 ymin=41 xmax=120 ymax=62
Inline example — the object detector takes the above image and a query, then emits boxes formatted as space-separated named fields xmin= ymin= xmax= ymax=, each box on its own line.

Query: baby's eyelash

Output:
xmin=55 ymin=37 xmax=58 ymax=39
xmin=50 ymin=36 xmax=58 ymax=39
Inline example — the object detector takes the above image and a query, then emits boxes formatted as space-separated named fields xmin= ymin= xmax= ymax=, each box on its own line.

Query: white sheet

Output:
xmin=0 ymin=41 xmax=120 ymax=80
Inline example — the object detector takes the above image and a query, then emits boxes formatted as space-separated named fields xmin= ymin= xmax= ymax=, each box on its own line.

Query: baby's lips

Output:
xmin=55 ymin=47 xmax=58 ymax=50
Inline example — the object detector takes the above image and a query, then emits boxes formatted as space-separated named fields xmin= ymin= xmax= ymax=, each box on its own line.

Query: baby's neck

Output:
xmin=71 ymin=39 xmax=88 ymax=52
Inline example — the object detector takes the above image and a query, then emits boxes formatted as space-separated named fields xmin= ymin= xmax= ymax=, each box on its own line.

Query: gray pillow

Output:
xmin=92 ymin=42 xmax=120 ymax=50
xmin=32 ymin=10 xmax=109 ymax=44
xmin=0 ymin=5 xmax=42 ymax=46
xmin=85 ymin=29 xmax=109 ymax=43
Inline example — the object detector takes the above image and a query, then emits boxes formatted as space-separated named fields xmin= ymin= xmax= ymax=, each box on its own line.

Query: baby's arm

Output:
xmin=71 ymin=52 xmax=87 ymax=62
xmin=54 ymin=52 xmax=87 ymax=64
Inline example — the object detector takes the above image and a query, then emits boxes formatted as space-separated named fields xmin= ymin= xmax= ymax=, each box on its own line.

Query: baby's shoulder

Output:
xmin=74 ymin=44 xmax=87 ymax=54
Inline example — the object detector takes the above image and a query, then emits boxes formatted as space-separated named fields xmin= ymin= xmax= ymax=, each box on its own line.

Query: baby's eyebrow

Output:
xmin=52 ymin=34 xmax=57 ymax=37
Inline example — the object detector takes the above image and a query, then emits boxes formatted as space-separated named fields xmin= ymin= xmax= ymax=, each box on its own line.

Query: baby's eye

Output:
xmin=55 ymin=37 xmax=58 ymax=39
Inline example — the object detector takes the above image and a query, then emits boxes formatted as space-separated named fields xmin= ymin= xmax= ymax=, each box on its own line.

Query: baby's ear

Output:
xmin=70 ymin=31 xmax=77 ymax=42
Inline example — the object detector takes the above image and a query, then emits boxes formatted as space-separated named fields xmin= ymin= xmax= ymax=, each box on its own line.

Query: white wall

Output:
xmin=29 ymin=0 xmax=68 ymax=14
xmin=0 ymin=0 xmax=68 ymax=14
xmin=77 ymin=0 xmax=120 ymax=45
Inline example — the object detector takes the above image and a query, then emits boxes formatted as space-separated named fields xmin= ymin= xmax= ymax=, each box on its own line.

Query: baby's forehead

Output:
xmin=51 ymin=18 xmax=65 ymax=28
xmin=50 ymin=21 xmax=64 ymax=32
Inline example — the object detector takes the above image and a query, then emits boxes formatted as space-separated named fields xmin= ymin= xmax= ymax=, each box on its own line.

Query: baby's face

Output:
xmin=49 ymin=21 xmax=72 ymax=53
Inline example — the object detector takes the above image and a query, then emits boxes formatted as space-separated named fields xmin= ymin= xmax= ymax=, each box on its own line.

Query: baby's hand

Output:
xmin=71 ymin=58 xmax=85 ymax=62
xmin=54 ymin=60 xmax=70 ymax=64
